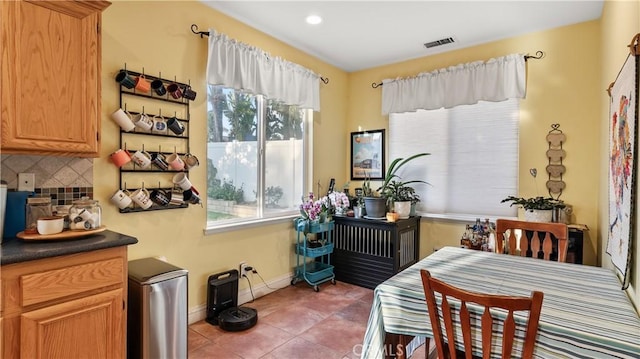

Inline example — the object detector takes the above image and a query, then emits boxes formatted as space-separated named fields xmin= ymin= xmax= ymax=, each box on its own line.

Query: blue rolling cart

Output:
xmin=291 ymin=218 xmax=336 ymax=292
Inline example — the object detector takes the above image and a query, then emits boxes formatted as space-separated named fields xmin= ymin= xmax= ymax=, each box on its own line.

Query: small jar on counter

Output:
xmin=25 ymin=197 xmax=53 ymax=234
xmin=69 ymin=197 xmax=102 ymax=230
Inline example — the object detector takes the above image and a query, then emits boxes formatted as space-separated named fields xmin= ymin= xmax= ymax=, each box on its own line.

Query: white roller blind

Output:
xmin=389 ymin=99 xmax=519 ymax=217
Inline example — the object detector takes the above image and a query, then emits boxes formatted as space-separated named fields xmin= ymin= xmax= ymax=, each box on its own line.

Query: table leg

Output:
xmin=384 ymin=333 xmax=419 ymax=359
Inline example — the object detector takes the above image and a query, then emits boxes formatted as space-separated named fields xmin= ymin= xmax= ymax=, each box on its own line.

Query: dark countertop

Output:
xmin=1 ymin=230 xmax=138 ymax=265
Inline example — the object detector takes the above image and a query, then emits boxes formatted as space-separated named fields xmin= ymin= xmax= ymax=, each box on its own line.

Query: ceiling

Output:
xmin=202 ymin=1 xmax=604 ymax=72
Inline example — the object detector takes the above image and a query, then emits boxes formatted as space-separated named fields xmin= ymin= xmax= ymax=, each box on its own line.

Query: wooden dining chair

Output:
xmin=420 ymin=269 xmax=544 ymax=359
xmin=495 ymin=219 xmax=569 ymax=262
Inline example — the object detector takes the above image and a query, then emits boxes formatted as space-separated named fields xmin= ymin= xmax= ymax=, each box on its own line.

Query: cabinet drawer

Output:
xmin=20 ymin=258 xmax=124 ymax=307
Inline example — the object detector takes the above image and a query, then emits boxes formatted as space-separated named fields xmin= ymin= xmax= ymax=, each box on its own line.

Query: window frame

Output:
xmin=204 ymin=88 xmax=312 ymax=234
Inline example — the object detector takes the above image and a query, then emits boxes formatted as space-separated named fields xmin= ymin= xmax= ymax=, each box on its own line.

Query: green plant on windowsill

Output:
xmin=500 ymin=196 xmax=565 ymax=212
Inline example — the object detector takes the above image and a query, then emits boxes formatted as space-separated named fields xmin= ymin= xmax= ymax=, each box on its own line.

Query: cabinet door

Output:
xmin=21 ymin=289 xmax=124 ymax=359
xmin=0 ymin=0 xmax=109 ymax=157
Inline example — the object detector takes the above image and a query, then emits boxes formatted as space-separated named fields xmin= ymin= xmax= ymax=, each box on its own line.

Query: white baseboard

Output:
xmin=188 ymin=272 xmax=293 ymax=325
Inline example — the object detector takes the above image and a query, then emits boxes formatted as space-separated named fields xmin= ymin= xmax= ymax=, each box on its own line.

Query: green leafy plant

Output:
xmin=265 ymin=185 xmax=283 ymax=207
xmin=501 ymin=196 xmax=565 ymax=211
xmin=209 ymin=178 xmax=245 ymax=203
xmin=377 ymin=153 xmax=430 ymax=196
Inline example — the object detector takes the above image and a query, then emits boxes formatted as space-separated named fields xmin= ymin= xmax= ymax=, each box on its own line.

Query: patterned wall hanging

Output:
xmin=546 ymin=124 xmax=566 ymax=199
xmin=606 ymin=33 xmax=639 ymax=289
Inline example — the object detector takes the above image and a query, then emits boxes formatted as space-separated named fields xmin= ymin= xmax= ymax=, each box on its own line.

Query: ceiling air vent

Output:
xmin=424 ymin=37 xmax=455 ymax=49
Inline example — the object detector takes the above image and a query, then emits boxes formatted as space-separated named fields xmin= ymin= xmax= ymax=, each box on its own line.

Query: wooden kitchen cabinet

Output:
xmin=0 ymin=0 xmax=111 ymax=157
xmin=1 ymin=246 xmax=127 ymax=359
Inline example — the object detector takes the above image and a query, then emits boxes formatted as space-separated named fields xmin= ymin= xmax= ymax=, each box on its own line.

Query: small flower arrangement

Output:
xmin=299 ymin=192 xmax=329 ymax=221
xmin=328 ymin=191 xmax=350 ymax=212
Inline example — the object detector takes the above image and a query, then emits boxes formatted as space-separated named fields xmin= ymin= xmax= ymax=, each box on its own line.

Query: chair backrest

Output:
xmin=420 ymin=269 xmax=544 ymax=359
xmin=495 ymin=219 xmax=569 ymax=262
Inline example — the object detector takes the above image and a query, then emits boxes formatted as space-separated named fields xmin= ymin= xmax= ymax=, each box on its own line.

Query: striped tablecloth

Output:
xmin=361 ymin=246 xmax=640 ymax=358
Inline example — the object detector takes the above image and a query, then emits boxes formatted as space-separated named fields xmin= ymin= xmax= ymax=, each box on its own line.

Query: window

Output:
xmin=389 ymin=99 xmax=519 ymax=219
xmin=206 ymin=85 xmax=309 ymax=230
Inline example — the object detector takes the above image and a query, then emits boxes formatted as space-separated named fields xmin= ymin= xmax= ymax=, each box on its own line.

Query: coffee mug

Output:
xmin=151 ymin=152 xmax=169 ymax=171
xmin=131 ymin=150 xmax=152 ymax=168
xmin=166 ymin=153 xmax=185 ymax=170
xmin=151 ymin=115 xmax=167 ymax=135
xmin=172 ymin=172 xmax=193 ymax=191
xmin=169 ymin=190 xmax=185 ymax=205
xmin=150 ymin=188 xmax=170 ymax=206
xmin=135 ymin=75 xmax=150 ymax=93
xmin=110 ymin=149 xmax=131 ymax=168
xmin=111 ymin=108 xmax=136 ymax=132
xmin=167 ymin=117 xmax=185 ymax=135
xmin=183 ymin=153 xmax=200 ymax=170
xmin=130 ymin=188 xmax=152 ymax=209
xmin=167 ymin=83 xmax=183 ymax=99
xmin=115 ymin=71 xmax=135 ymax=89
xmin=133 ymin=113 xmax=154 ymax=131
xmin=110 ymin=189 xmax=132 ymax=209
xmin=183 ymin=189 xmax=201 ymax=205
xmin=151 ymin=79 xmax=167 ymax=96
xmin=182 ymin=85 xmax=197 ymax=101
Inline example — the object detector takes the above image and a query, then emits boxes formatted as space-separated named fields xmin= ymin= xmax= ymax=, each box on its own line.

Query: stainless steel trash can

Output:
xmin=128 ymin=258 xmax=188 ymax=359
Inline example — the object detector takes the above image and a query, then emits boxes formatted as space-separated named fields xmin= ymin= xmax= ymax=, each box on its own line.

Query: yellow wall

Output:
xmin=348 ymin=21 xmax=602 ymax=264
xmin=99 ymin=1 xmax=348 ymax=310
xmin=100 ymin=0 xmax=640 ymax=313
xmin=599 ymin=0 xmax=640 ymax=309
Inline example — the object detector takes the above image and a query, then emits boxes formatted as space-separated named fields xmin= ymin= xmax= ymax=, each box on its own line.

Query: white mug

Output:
xmin=130 ymin=188 xmax=152 ymax=209
xmin=111 ymin=108 xmax=136 ymax=132
xmin=166 ymin=153 xmax=185 ymax=171
xmin=169 ymin=190 xmax=184 ymax=205
xmin=132 ymin=113 xmax=153 ymax=131
xmin=131 ymin=150 xmax=152 ymax=168
xmin=151 ymin=115 xmax=167 ymax=135
xmin=110 ymin=189 xmax=132 ymax=209
xmin=172 ymin=172 xmax=192 ymax=191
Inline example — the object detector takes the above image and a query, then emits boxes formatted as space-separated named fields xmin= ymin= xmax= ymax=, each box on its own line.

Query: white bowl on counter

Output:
xmin=37 ymin=216 xmax=64 ymax=235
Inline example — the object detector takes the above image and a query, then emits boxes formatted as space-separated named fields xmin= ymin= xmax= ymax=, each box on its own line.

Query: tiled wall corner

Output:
xmin=1 ymin=155 xmax=94 ymax=205
xmin=1 ymin=154 xmax=93 ymax=189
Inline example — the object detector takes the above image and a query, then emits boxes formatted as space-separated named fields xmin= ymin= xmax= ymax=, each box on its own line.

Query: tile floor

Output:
xmin=188 ymin=280 xmax=428 ymax=359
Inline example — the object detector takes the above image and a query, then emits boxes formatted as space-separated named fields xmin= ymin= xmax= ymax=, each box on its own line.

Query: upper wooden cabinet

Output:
xmin=0 ymin=0 xmax=111 ymax=157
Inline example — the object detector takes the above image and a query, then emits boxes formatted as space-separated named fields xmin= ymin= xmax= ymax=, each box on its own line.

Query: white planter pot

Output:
xmin=524 ymin=209 xmax=553 ymax=222
xmin=394 ymin=201 xmax=411 ymax=219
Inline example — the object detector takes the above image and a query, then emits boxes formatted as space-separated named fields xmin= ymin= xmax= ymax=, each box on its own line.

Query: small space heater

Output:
xmin=205 ymin=269 xmax=258 ymax=331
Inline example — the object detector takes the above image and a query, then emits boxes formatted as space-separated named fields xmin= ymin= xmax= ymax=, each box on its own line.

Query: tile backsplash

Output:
xmin=1 ymin=154 xmax=93 ymax=189
xmin=1 ymin=155 xmax=94 ymax=205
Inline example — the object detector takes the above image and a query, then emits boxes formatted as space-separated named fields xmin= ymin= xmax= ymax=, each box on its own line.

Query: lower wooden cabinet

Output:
xmin=1 ymin=247 xmax=128 ymax=358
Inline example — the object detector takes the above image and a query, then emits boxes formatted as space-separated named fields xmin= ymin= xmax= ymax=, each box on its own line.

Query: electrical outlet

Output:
xmin=239 ymin=261 xmax=249 ymax=276
xmin=18 ymin=173 xmax=35 ymax=192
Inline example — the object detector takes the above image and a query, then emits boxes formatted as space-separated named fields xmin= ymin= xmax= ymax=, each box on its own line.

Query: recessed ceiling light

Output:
xmin=306 ymin=15 xmax=322 ymax=25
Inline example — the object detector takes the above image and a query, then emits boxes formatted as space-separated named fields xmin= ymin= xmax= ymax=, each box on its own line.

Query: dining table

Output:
xmin=360 ymin=246 xmax=640 ymax=359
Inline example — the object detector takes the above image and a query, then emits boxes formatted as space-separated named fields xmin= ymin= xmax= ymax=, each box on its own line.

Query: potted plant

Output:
xmin=363 ymin=152 xmax=430 ymax=218
xmin=382 ymin=180 xmax=414 ymax=219
xmin=500 ymin=195 xmax=566 ymax=222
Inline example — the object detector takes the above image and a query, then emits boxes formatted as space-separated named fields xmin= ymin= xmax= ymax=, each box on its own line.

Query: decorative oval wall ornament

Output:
xmin=546 ymin=180 xmax=566 ymax=194
xmin=546 ymin=149 xmax=566 ymax=162
xmin=545 ymin=164 xmax=566 ymax=177
xmin=546 ymin=132 xmax=567 ymax=147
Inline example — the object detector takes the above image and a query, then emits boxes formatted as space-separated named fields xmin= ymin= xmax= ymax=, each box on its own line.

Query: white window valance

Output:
xmin=381 ymin=54 xmax=526 ymax=115
xmin=206 ymin=29 xmax=320 ymax=111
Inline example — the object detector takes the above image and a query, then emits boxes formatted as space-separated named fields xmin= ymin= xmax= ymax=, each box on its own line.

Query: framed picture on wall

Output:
xmin=351 ymin=129 xmax=385 ymax=180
